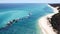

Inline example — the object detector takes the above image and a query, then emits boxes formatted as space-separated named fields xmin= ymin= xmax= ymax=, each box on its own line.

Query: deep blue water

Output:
xmin=0 ymin=3 xmax=53 ymax=34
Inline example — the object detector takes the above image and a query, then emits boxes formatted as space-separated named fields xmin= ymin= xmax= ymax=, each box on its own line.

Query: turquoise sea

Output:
xmin=0 ymin=3 xmax=53 ymax=34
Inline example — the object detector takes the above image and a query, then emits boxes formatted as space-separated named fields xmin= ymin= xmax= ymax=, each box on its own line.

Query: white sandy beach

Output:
xmin=38 ymin=5 xmax=59 ymax=34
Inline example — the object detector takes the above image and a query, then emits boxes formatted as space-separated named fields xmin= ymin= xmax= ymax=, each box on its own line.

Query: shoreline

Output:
xmin=38 ymin=5 xmax=58 ymax=34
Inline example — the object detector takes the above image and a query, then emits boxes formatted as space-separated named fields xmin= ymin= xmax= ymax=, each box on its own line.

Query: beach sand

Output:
xmin=38 ymin=5 xmax=58 ymax=34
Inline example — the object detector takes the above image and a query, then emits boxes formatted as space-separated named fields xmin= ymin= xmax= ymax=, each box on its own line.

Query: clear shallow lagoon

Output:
xmin=0 ymin=3 xmax=53 ymax=34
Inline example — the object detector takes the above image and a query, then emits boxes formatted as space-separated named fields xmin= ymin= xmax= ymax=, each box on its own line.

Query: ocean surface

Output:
xmin=0 ymin=3 xmax=53 ymax=34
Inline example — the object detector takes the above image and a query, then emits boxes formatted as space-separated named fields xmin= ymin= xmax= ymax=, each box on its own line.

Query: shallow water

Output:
xmin=0 ymin=3 xmax=53 ymax=34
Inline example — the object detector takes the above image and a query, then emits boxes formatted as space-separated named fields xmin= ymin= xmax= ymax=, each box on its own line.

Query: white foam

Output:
xmin=48 ymin=5 xmax=59 ymax=13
